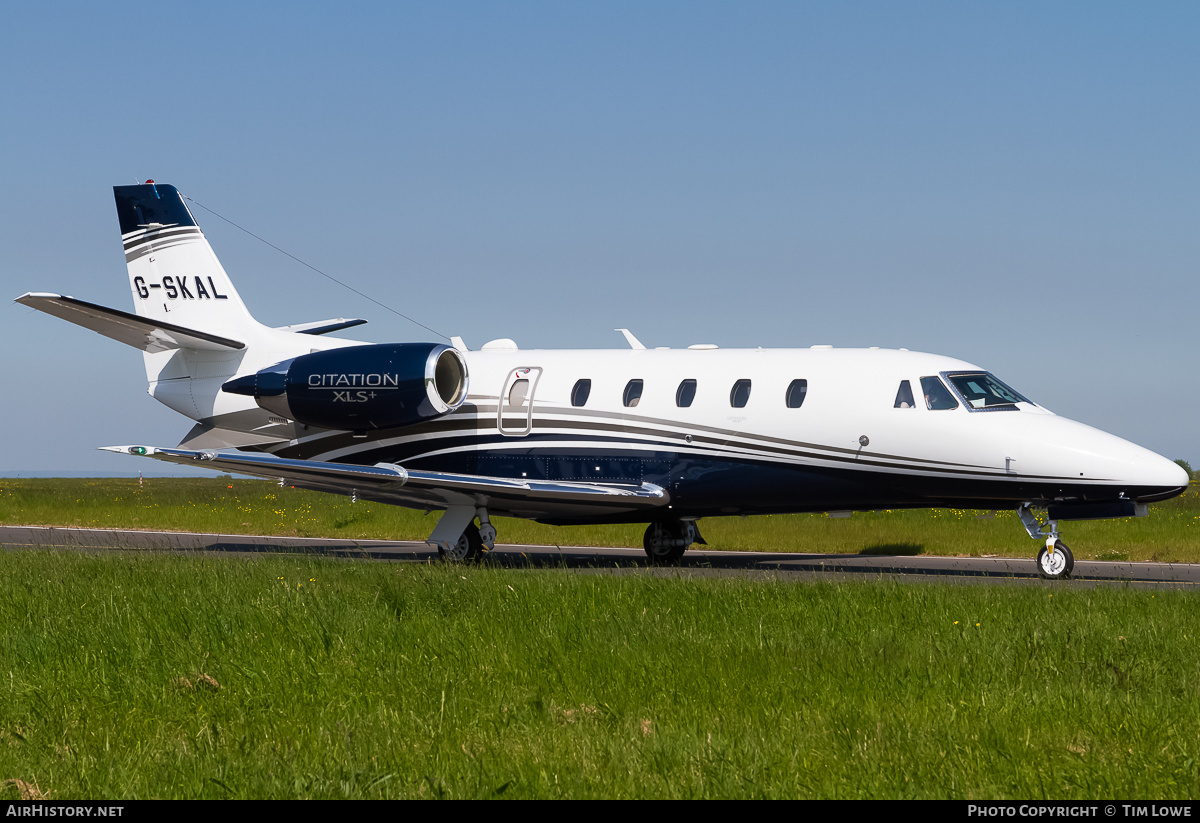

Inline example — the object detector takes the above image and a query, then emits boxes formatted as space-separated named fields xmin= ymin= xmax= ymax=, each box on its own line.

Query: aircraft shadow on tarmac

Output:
xmin=4 ymin=526 xmax=1194 ymax=586
xmin=152 ymin=537 xmax=1062 ymax=582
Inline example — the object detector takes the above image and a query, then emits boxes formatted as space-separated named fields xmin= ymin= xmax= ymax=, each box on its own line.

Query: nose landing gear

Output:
xmin=1018 ymin=503 xmax=1075 ymax=580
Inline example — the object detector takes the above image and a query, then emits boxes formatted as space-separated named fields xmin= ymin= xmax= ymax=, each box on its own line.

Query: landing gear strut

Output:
xmin=1018 ymin=503 xmax=1075 ymax=580
xmin=429 ymin=505 xmax=496 ymax=562
xmin=643 ymin=520 xmax=704 ymax=564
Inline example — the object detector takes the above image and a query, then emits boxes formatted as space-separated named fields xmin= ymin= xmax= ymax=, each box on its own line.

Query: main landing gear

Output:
xmin=1018 ymin=503 xmax=1075 ymax=580
xmin=429 ymin=506 xmax=707 ymax=566
xmin=442 ymin=522 xmax=486 ymax=562
xmin=643 ymin=520 xmax=705 ymax=564
xmin=428 ymin=505 xmax=497 ymax=562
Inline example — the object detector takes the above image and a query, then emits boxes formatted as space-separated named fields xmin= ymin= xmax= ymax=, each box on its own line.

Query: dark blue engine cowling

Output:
xmin=223 ymin=343 xmax=468 ymax=431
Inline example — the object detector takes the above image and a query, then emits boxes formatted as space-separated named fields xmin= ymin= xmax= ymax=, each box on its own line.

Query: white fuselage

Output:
xmin=180 ymin=340 xmax=1186 ymax=521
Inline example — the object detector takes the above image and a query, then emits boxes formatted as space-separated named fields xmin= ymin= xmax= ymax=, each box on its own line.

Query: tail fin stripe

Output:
xmin=125 ymin=236 xmax=202 ymax=264
xmin=123 ymin=226 xmax=202 ymax=252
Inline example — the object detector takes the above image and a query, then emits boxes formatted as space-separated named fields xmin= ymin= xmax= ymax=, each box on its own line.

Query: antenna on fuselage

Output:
xmin=615 ymin=329 xmax=646 ymax=350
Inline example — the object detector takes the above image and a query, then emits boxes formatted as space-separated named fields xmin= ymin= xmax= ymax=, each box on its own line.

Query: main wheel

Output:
xmin=1036 ymin=540 xmax=1074 ymax=580
xmin=439 ymin=523 xmax=485 ymax=562
xmin=643 ymin=521 xmax=691 ymax=564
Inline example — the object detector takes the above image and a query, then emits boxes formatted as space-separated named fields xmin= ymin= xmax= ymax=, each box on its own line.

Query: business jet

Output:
xmin=15 ymin=182 xmax=1188 ymax=579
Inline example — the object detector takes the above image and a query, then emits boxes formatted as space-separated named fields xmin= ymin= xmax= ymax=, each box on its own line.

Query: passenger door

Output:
xmin=498 ymin=367 xmax=542 ymax=436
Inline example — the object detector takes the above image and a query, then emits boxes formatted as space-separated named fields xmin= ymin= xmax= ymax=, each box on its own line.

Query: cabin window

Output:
xmin=944 ymin=372 xmax=1030 ymax=411
xmin=623 ymin=379 xmax=644 ymax=408
xmin=507 ymin=379 xmax=530 ymax=409
xmin=571 ymin=379 xmax=591 ymax=407
xmin=894 ymin=380 xmax=915 ymax=409
xmin=730 ymin=379 xmax=751 ymax=408
xmin=676 ymin=379 xmax=697 ymax=408
xmin=921 ymin=376 xmax=958 ymax=410
xmin=786 ymin=379 xmax=808 ymax=409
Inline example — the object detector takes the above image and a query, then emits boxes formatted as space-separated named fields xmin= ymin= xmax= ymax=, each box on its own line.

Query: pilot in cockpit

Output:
xmin=921 ymin=376 xmax=959 ymax=411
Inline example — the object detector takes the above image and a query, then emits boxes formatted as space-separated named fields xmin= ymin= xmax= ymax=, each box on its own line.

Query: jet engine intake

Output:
xmin=223 ymin=343 xmax=468 ymax=431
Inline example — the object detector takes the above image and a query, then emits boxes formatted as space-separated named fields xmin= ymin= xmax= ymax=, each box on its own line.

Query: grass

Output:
xmin=3 ymin=476 xmax=1200 ymax=563
xmin=0 ymin=552 xmax=1198 ymax=799
xmin=2 ymin=478 xmax=1199 ymax=798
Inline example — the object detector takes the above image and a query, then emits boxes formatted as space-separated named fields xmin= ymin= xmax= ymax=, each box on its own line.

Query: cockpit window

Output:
xmin=944 ymin=372 xmax=1031 ymax=411
xmin=921 ymin=376 xmax=958 ymax=410
xmin=894 ymin=380 xmax=915 ymax=409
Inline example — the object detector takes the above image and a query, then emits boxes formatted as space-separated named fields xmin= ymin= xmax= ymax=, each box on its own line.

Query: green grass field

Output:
xmin=1 ymin=552 xmax=1199 ymax=799
xmin=1 ymin=478 xmax=1199 ymax=799
xmin=3 ymin=476 xmax=1199 ymax=563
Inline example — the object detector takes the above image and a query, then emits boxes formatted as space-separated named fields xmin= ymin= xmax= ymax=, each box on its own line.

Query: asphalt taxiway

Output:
xmin=3 ymin=525 xmax=1198 ymax=589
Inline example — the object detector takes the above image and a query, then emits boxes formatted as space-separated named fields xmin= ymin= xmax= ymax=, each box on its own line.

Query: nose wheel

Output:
xmin=1036 ymin=538 xmax=1074 ymax=580
xmin=1019 ymin=504 xmax=1075 ymax=580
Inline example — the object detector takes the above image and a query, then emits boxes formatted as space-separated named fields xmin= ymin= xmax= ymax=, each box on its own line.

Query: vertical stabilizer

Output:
xmin=115 ymin=183 xmax=260 ymax=337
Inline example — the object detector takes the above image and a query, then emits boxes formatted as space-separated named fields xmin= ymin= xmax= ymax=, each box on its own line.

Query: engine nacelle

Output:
xmin=223 ymin=343 xmax=468 ymax=431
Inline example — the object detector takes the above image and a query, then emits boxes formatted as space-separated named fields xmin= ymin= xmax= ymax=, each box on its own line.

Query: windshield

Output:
xmin=944 ymin=372 xmax=1032 ymax=411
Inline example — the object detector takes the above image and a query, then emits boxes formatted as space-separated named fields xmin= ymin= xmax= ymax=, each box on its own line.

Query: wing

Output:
xmin=101 ymin=446 xmax=670 ymax=518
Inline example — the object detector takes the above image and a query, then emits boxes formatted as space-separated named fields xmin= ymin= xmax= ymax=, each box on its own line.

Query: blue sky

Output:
xmin=2 ymin=2 xmax=1197 ymax=474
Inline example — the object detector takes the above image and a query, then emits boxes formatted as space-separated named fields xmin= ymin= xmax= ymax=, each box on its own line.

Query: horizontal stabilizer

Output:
xmin=15 ymin=293 xmax=244 ymax=352
xmin=102 ymin=446 xmax=671 ymax=511
xmin=274 ymin=318 xmax=368 ymax=336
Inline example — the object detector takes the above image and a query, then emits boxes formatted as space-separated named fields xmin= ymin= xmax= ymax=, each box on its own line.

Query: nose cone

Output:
xmin=1089 ymin=433 xmax=1189 ymax=501
xmin=1144 ymin=455 xmax=1192 ymax=501
xmin=1015 ymin=415 xmax=1189 ymax=503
